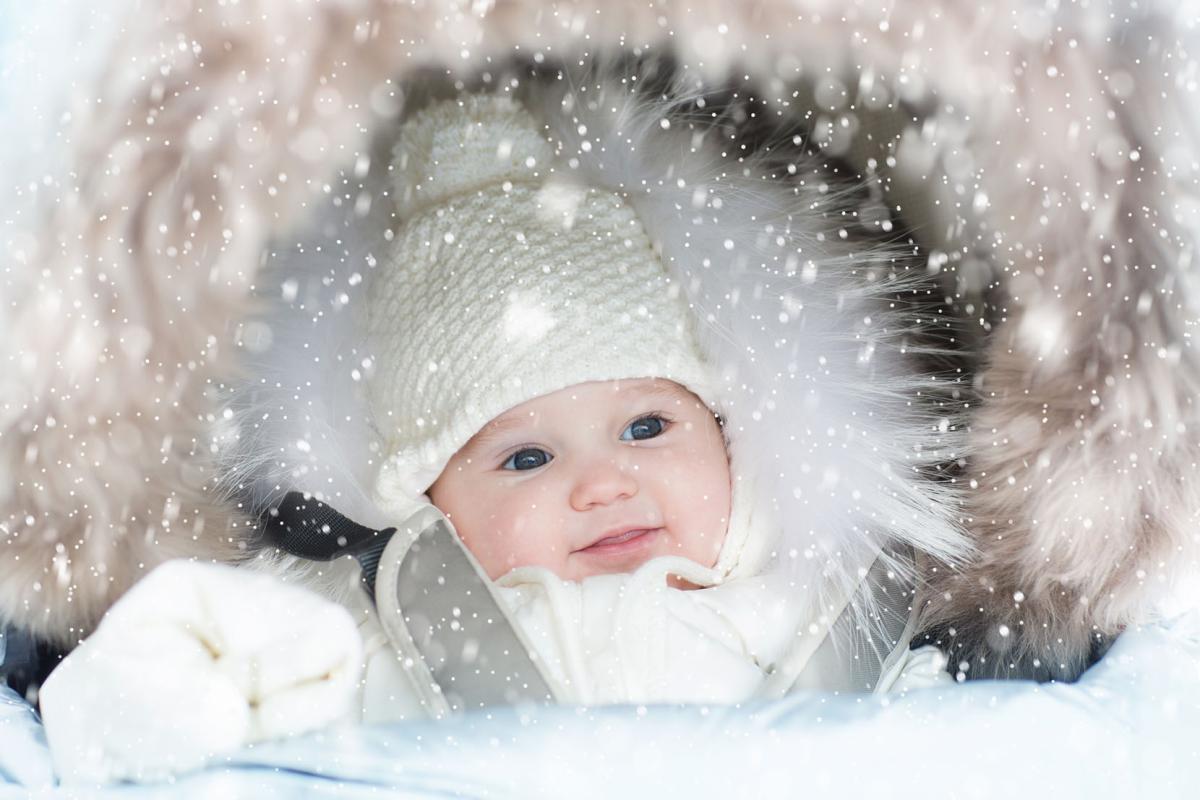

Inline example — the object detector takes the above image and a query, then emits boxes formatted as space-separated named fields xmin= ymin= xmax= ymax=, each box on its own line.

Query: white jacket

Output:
xmin=348 ymin=553 xmax=950 ymax=725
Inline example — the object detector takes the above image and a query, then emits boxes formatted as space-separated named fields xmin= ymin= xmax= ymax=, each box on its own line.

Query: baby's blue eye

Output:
xmin=620 ymin=416 xmax=667 ymax=441
xmin=502 ymin=448 xmax=552 ymax=471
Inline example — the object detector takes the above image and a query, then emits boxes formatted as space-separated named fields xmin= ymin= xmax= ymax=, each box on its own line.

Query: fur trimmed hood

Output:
xmin=3 ymin=0 xmax=1199 ymax=682
xmin=219 ymin=64 xmax=971 ymax=653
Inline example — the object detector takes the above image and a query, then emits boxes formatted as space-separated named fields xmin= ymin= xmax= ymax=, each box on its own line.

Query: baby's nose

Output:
xmin=568 ymin=457 xmax=638 ymax=511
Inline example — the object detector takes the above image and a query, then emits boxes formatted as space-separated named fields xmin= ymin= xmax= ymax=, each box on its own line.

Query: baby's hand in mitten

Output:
xmin=39 ymin=560 xmax=362 ymax=785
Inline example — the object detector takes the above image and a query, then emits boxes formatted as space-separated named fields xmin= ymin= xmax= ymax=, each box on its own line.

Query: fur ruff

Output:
xmin=2 ymin=0 xmax=1197 ymax=681
xmin=220 ymin=62 xmax=972 ymax=643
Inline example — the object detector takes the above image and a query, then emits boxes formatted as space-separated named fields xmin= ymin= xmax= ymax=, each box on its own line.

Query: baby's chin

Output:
xmin=563 ymin=559 xmax=707 ymax=590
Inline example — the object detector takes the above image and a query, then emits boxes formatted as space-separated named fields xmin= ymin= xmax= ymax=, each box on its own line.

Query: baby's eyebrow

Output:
xmin=623 ymin=380 xmax=699 ymax=407
xmin=462 ymin=413 xmax=533 ymax=453
xmin=637 ymin=382 xmax=691 ymax=403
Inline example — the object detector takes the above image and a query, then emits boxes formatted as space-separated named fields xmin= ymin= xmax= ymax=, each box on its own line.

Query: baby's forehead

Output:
xmin=468 ymin=379 xmax=701 ymax=442
xmin=502 ymin=379 xmax=696 ymax=417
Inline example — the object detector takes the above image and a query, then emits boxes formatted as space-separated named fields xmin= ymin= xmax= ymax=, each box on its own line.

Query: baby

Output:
xmin=345 ymin=92 xmax=947 ymax=716
xmin=428 ymin=377 xmax=730 ymax=588
xmin=357 ymin=376 xmax=759 ymax=717
xmin=342 ymin=92 xmax=802 ymax=716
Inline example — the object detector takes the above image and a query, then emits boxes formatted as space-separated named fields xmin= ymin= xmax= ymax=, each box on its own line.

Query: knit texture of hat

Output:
xmin=367 ymin=94 xmax=715 ymax=517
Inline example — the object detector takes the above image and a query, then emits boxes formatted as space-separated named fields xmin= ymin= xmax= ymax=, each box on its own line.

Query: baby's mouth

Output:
xmin=575 ymin=527 xmax=662 ymax=555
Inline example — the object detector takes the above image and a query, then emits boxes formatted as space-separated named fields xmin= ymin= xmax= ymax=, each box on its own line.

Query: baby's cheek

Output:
xmin=456 ymin=505 xmax=511 ymax=577
xmin=479 ymin=511 xmax=518 ymax=572
xmin=489 ymin=505 xmax=555 ymax=571
xmin=689 ymin=459 xmax=732 ymax=560
xmin=664 ymin=450 xmax=727 ymax=505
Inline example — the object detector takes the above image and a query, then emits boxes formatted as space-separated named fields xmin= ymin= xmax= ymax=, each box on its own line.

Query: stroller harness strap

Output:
xmin=261 ymin=492 xmax=395 ymax=596
xmin=262 ymin=492 xmax=561 ymax=715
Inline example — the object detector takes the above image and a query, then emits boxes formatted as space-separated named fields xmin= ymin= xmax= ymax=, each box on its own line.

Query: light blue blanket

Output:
xmin=4 ymin=611 xmax=1198 ymax=799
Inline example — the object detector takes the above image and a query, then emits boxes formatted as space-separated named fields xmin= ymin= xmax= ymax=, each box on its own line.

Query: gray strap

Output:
xmin=374 ymin=506 xmax=562 ymax=714
xmin=784 ymin=548 xmax=918 ymax=694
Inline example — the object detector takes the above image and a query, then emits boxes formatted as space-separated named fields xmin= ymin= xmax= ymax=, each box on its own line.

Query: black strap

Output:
xmin=1 ymin=626 xmax=65 ymax=701
xmin=261 ymin=491 xmax=394 ymax=595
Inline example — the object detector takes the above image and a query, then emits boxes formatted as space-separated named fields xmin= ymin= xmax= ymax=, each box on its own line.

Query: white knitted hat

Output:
xmin=367 ymin=94 xmax=716 ymax=517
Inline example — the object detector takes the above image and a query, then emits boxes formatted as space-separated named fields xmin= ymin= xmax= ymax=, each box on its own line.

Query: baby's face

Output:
xmin=427 ymin=378 xmax=731 ymax=583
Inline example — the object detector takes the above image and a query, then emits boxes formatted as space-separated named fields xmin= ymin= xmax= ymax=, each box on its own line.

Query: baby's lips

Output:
xmin=576 ymin=525 xmax=663 ymax=552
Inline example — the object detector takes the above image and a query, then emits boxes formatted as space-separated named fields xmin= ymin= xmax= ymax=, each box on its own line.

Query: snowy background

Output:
xmin=4 ymin=0 xmax=1200 ymax=795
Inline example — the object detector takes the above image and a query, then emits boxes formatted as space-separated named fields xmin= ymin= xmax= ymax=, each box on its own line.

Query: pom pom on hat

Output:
xmin=369 ymin=94 xmax=716 ymax=517
xmin=391 ymin=94 xmax=556 ymax=220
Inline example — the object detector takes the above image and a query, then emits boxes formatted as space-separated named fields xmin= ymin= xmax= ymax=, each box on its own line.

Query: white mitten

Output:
xmin=39 ymin=560 xmax=363 ymax=785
